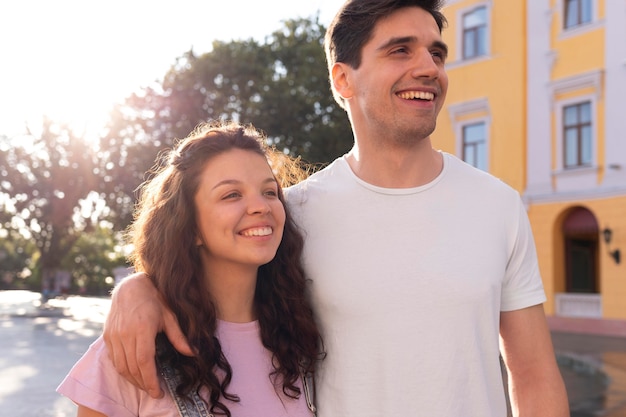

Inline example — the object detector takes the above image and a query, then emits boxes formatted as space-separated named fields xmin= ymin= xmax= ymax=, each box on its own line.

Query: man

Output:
xmin=104 ymin=0 xmax=569 ymax=415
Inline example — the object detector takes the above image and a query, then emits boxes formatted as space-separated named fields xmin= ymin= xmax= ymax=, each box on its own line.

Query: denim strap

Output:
xmin=156 ymin=339 xmax=213 ymax=417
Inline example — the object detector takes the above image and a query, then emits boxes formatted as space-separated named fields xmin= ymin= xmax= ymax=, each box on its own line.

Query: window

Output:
xmin=564 ymin=0 xmax=592 ymax=29
xmin=549 ymin=70 xmax=601 ymax=183
xmin=462 ymin=122 xmax=487 ymax=171
xmin=462 ymin=6 xmax=488 ymax=59
xmin=447 ymin=99 xmax=490 ymax=172
xmin=563 ymin=102 xmax=592 ymax=168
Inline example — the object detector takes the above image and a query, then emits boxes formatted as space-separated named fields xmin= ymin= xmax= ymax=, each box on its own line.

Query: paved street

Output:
xmin=553 ymin=332 xmax=626 ymax=417
xmin=1 ymin=290 xmax=626 ymax=416
xmin=0 ymin=291 xmax=109 ymax=417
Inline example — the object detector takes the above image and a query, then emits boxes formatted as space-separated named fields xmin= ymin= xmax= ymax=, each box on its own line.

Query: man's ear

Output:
xmin=331 ymin=62 xmax=353 ymax=100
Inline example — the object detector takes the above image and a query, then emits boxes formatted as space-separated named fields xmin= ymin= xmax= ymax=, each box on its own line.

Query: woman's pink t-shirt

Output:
xmin=57 ymin=320 xmax=313 ymax=417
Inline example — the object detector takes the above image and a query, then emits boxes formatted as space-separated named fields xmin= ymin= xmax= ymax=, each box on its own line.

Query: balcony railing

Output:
xmin=555 ymin=293 xmax=602 ymax=318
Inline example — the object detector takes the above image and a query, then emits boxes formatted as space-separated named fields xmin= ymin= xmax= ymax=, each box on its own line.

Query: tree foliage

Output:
xmin=259 ymin=18 xmax=353 ymax=161
xmin=0 ymin=119 xmax=101 ymax=283
xmin=62 ymin=225 xmax=126 ymax=295
xmin=99 ymin=17 xmax=353 ymax=227
xmin=0 ymin=230 xmax=37 ymax=289
xmin=1 ymin=16 xmax=354 ymax=290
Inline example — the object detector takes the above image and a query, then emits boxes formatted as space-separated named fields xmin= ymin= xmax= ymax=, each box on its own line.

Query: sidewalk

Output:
xmin=551 ymin=326 xmax=626 ymax=416
xmin=0 ymin=290 xmax=109 ymax=416
xmin=0 ymin=290 xmax=111 ymax=323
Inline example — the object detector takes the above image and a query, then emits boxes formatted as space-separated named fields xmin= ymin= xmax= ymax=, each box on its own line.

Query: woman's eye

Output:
xmin=224 ymin=192 xmax=240 ymax=199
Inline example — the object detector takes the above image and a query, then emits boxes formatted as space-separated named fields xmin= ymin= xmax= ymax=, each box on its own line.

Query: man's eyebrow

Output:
xmin=376 ymin=36 xmax=417 ymax=51
xmin=376 ymin=36 xmax=449 ymax=57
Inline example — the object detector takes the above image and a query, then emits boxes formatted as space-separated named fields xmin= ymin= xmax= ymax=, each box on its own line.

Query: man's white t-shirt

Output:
xmin=286 ymin=152 xmax=546 ymax=417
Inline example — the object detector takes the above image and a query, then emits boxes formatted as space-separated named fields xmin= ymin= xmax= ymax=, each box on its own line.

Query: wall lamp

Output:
xmin=602 ymin=228 xmax=621 ymax=265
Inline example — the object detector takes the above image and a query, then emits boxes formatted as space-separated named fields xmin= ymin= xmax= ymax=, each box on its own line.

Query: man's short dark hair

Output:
xmin=325 ymin=0 xmax=447 ymax=107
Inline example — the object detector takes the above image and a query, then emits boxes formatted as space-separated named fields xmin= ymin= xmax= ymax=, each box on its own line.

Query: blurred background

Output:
xmin=1 ymin=0 xmax=625 ymax=416
xmin=0 ymin=0 xmax=349 ymax=296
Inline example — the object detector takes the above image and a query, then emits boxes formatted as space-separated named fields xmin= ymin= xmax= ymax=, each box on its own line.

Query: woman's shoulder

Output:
xmin=58 ymin=336 xmax=178 ymax=417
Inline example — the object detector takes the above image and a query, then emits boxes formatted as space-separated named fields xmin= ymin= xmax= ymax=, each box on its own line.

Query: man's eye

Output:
xmin=431 ymin=50 xmax=447 ymax=62
xmin=391 ymin=47 xmax=408 ymax=54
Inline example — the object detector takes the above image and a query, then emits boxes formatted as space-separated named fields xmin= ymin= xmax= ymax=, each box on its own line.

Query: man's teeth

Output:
xmin=397 ymin=91 xmax=434 ymax=100
xmin=241 ymin=227 xmax=272 ymax=237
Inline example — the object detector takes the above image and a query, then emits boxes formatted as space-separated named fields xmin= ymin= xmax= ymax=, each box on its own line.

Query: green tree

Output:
xmin=0 ymin=16 xmax=355 ymax=292
xmin=61 ymin=225 xmax=127 ymax=295
xmin=0 ymin=230 xmax=38 ymax=289
xmin=258 ymin=17 xmax=353 ymax=162
xmin=98 ymin=36 xmax=281 ymax=231
xmin=99 ymin=17 xmax=353 ymax=227
xmin=0 ymin=119 xmax=101 ymax=287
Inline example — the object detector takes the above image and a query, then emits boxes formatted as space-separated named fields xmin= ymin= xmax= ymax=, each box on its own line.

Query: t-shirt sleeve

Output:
xmin=500 ymin=198 xmax=547 ymax=311
xmin=56 ymin=336 xmax=141 ymax=417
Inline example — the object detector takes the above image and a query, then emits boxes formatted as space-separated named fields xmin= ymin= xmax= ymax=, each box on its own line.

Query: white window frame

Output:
xmin=455 ymin=2 xmax=492 ymax=63
xmin=461 ymin=121 xmax=489 ymax=171
xmin=550 ymin=71 xmax=602 ymax=192
xmin=561 ymin=101 xmax=593 ymax=169
xmin=557 ymin=0 xmax=602 ymax=40
xmin=555 ymin=96 xmax=597 ymax=172
xmin=447 ymin=98 xmax=491 ymax=172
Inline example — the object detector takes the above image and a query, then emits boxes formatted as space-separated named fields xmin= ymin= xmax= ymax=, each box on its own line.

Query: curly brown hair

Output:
xmin=127 ymin=120 xmax=323 ymax=416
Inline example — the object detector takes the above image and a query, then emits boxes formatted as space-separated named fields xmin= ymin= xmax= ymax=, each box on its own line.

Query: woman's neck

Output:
xmin=204 ymin=265 xmax=258 ymax=323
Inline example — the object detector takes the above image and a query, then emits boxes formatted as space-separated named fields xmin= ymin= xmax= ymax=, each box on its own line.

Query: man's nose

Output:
xmin=410 ymin=48 xmax=439 ymax=79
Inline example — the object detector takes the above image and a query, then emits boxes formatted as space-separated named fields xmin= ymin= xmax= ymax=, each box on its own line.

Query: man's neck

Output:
xmin=346 ymin=142 xmax=443 ymax=188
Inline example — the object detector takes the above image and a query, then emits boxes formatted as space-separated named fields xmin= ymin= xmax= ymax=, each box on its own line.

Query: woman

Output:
xmin=57 ymin=121 xmax=324 ymax=417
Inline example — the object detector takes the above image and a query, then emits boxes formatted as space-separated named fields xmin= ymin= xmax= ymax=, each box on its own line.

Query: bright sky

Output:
xmin=0 ymin=0 xmax=344 ymax=140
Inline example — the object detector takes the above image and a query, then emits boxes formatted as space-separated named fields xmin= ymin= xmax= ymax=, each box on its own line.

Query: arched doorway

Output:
xmin=556 ymin=207 xmax=602 ymax=318
xmin=562 ymin=207 xmax=599 ymax=293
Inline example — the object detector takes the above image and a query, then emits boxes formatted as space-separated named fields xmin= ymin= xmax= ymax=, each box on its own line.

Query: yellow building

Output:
xmin=439 ymin=0 xmax=626 ymax=334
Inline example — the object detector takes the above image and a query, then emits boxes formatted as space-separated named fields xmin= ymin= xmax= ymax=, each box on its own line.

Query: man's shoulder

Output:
xmin=444 ymin=152 xmax=517 ymax=193
xmin=287 ymin=157 xmax=346 ymax=193
xmin=285 ymin=157 xmax=349 ymax=215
